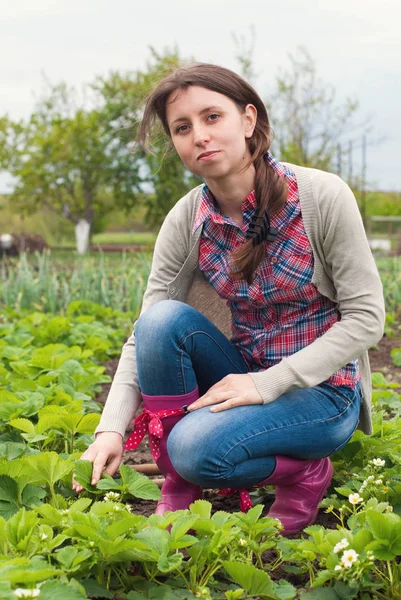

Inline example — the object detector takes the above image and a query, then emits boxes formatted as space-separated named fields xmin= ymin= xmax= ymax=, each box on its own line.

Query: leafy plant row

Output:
xmin=1 ymin=301 xmax=401 ymax=598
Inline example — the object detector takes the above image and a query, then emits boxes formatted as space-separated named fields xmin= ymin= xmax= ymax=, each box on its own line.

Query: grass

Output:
xmin=0 ymin=250 xmax=152 ymax=315
xmin=91 ymin=231 xmax=157 ymax=245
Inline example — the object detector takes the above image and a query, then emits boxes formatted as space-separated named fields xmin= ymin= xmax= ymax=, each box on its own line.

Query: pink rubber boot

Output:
xmin=261 ymin=456 xmax=333 ymax=534
xmin=142 ymin=389 xmax=203 ymax=515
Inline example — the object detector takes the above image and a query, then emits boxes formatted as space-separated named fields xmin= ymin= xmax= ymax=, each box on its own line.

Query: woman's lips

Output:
xmin=197 ymin=150 xmax=221 ymax=161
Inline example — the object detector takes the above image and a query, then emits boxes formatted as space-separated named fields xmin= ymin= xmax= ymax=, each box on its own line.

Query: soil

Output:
xmin=96 ymin=333 xmax=401 ymax=525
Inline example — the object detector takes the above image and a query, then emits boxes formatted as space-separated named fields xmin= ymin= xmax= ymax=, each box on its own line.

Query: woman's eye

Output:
xmin=207 ymin=113 xmax=220 ymax=122
xmin=176 ymin=124 xmax=189 ymax=134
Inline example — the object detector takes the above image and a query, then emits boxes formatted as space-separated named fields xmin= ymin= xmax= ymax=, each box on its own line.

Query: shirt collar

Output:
xmin=192 ymin=152 xmax=288 ymax=233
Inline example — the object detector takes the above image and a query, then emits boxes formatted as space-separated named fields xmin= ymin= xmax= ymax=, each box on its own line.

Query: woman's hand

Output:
xmin=187 ymin=374 xmax=263 ymax=413
xmin=72 ymin=431 xmax=124 ymax=493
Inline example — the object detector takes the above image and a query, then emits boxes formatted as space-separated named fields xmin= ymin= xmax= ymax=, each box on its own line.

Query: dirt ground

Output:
xmin=96 ymin=333 xmax=401 ymax=524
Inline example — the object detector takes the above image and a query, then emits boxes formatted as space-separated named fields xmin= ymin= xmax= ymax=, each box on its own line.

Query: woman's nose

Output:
xmin=193 ymin=125 xmax=210 ymax=146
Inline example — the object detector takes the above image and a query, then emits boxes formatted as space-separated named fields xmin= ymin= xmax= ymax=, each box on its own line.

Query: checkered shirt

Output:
xmin=192 ymin=153 xmax=360 ymax=388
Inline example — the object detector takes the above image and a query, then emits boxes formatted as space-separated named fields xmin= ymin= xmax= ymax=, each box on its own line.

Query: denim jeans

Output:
xmin=135 ymin=300 xmax=362 ymax=488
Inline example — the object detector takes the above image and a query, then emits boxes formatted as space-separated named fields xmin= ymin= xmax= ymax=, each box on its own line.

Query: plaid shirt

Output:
xmin=193 ymin=153 xmax=360 ymax=388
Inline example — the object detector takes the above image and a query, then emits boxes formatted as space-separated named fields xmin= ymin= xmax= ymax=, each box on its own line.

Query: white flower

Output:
xmin=14 ymin=589 xmax=40 ymax=598
xmin=349 ymin=493 xmax=364 ymax=505
xmin=334 ymin=538 xmax=349 ymax=553
xmin=386 ymin=505 xmax=393 ymax=512
xmin=341 ymin=549 xmax=359 ymax=568
xmin=104 ymin=491 xmax=121 ymax=502
xmin=374 ymin=479 xmax=383 ymax=485
xmin=372 ymin=458 xmax=385 ymax=467
xmin=239 ymin=538 xmax=248 ymax=546
xmin=39 ymin=533 xmax=48 ymax=541
xmin=334 ymin=564 xmax=343 ymax=571
xmin=113 ymin=504 xmax=122 ymax=512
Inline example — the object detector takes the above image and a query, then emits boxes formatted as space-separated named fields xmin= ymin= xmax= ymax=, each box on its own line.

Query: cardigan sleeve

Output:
xmin=94 ymin=205 xmax=189 ymax=437
xmin=249 ymin=176 xmax=385 ymax=403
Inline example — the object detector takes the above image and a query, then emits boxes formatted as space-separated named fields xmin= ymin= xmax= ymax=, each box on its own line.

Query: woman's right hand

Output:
xmin=72 ymin=431 xmax=124 ymax=493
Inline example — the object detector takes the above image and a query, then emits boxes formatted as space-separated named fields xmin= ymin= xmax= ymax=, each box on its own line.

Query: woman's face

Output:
xmin=166 ymin=85 xmax=257 ymax=181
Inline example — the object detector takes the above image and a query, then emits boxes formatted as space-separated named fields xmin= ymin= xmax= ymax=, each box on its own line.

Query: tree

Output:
xmin=0 ymin=47 xmax=197 ymax=251
xmin=0 ymin=83 xmax=143 ymax=253
xmin=266 ymin=47 xmax=363 ymax=171
xmin=93 ymin=46 xmax=200 ymax=228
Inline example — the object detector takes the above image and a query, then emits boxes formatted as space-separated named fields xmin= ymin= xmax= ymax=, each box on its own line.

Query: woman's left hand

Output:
xmin=187 ymin=374 xmax=263 ymax=413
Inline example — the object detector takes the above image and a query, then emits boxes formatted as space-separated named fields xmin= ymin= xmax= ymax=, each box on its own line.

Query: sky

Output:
xmin=1 ymin=0 xmax=400 ymax=192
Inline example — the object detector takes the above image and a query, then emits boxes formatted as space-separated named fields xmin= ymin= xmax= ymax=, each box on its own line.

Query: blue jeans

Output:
xmin=135 ymin=300 xmax=362 ymax=488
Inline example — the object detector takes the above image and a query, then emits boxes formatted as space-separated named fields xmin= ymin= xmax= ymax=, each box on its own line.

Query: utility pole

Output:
xmin=360 ymin=134 xmax=367 ymax=228
xmin=348 ymin=140 xmax=353 ymax=187
xmin=337 ymin=144 xmax=342 ymax=177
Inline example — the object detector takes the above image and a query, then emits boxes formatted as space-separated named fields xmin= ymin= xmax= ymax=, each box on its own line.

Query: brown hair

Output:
xmin=137 ymin=63 xmax=288 ymax=284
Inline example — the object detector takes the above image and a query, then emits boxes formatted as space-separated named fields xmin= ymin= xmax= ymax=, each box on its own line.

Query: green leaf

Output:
xmin=39 ymin=579 xmax=88 ymax=600
xmin=222 ymin=561 xmax=280 ymax=598
xmin=391 ymin=347 xmax=401 ymax=367
xmin=366 ymin=509 xmax=393 ymax=541
xmin=170 ymin=515 xmax=199 ymax=541
xmin=55 ymin=546 xmax=93 ymax=571
xmin=157 ymin=551 xmax=184 ymax=573
xmin=134 ymin=526 xmax=170 ymax=556
xmin=8 ymin=418 xmax=35 ymax=434
xmin=189 ymin=499 xmax=212 ymax=519
xmin=24 ymin=452 xmax=74 ymax=487
xmin=119 ymin=464 xmax=162 ymax=500
xmin=0 ymin=556 xmax=62 ymax=584
xmin=76 ymin=413 xmax=100 ymax=434
xmin=21 ymin=483 xmax=47 ymax=508
xmin=371 ymin=372 xmax=398 ymax=389
xmin=0 ymin=475 xmax=19 ymax=505
xmin=80 ymin=579 xmax=114 ymax=599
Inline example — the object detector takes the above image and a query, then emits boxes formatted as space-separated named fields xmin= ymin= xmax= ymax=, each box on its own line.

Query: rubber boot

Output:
xmin=260 ymin=456 xmax=333 ymax=534
xmin=142 ymin=389 xmax=203 ymax=515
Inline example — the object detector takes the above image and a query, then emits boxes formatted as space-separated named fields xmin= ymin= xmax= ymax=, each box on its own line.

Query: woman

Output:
xmin=73 ymin=63 xmax=385 ymax=534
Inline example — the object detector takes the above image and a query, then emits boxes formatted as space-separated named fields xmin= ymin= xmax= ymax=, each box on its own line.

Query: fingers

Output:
xmin=209 ymin=397 xmax=243 ymax=412
xmin=188 ymin=389 xmax=235 ymax=411
xmin=91 ymin=453 xmax=110 ymax=486
xmin=103 ymin=454 xmax=122 ymax=477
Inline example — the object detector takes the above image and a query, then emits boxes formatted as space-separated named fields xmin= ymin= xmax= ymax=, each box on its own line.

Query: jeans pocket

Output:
xmin=322 ymin=383 xmax=360 ymax=415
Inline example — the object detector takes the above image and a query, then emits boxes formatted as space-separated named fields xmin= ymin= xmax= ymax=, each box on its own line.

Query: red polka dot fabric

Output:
xmin=218 ymin=487 xmax=253 ymax=513
xmin=124 ymin=407 xmax=187 ymax=460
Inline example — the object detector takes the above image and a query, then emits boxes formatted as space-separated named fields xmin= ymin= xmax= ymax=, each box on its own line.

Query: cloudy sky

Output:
xmin=1 ymin=0 xmax=400 ymax=192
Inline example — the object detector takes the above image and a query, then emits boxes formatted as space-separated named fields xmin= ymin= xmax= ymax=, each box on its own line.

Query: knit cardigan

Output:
xmin=95 ymin=164 xmax=385 ymax=437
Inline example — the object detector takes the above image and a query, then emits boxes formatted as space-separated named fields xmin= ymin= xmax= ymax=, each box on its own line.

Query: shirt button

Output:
xmin=271 ymin=257 xmax=278 ymax=264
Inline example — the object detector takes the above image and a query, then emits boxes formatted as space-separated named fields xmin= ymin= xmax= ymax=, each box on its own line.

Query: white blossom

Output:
xmin=333 ymin=538 xmax=349 ymax=553
xmin=334 ymin=564 xmax=343 ymax=571
xmin=374 ymin=479 xmax=383 ymax=485
xmin=14 ymin=589 xmax=40 ymax=598
xmin=341 ymin=549 xmax=359 ymax=567
xmin=104 ymin=491 xmax=121 ymax=502
xmin=239 ymin=538 xmax=248 ymax=546
xmin=349 ymin=493 xmax=364 ymax=505
xmin=39 ymin=533 xmax=48 ymax=541
xmin=372 ymin=458 xmax=385 ymax=467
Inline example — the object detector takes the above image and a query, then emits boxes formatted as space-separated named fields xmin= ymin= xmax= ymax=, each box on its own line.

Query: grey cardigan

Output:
xmin=96 ymin=164 xmax=385 ymax=437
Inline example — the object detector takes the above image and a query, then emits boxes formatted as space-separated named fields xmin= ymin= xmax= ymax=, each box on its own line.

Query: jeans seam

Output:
xmin=178 ymin=330 xmax=247 ymax=374
xmin=216 ymin=396 xmax=358 ymax=478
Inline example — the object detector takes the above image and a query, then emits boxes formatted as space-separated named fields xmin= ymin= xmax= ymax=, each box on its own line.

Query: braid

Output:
xmin=230 ymin=156 xmax=287 ymax=284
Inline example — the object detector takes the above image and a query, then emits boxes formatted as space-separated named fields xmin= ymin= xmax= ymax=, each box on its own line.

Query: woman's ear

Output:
xmin=244 ymin=104 xmax=257 ymax=138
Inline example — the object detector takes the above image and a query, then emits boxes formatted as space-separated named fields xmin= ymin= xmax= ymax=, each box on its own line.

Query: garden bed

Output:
xmin=96 ymin=333 xmax=401 ymax=522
